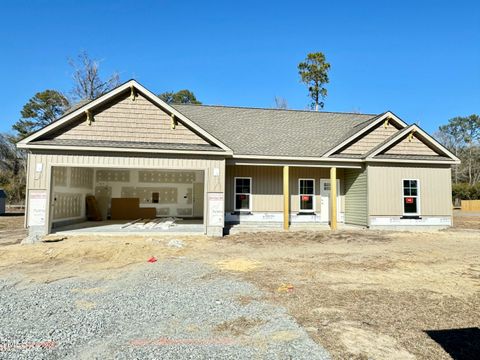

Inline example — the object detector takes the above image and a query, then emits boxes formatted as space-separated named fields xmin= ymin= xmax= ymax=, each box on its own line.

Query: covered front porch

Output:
xmin=224 ymin=160 xmax=367 ymax=231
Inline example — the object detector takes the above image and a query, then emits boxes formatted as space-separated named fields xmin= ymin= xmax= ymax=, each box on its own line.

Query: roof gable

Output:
xmin=18 ymin=80 xmax=232 ymax=153
xmin=336 ymin=120 xmax=403 ymax=155
xmin=43 ymin=91 xmax=209 ymax=145
xmin=366 ymin=125 xmax=460 ymax=163
xmin=323 ymin=112 xmax=408 ymax=157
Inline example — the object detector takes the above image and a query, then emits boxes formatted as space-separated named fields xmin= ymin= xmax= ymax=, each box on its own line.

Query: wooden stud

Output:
xmin=283 ymin=165 xmax=289 ymax=230
xmin=330 ymin=167 xmax=337 ymax=230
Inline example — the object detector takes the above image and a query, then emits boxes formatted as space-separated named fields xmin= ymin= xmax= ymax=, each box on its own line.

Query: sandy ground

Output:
xmin=0 ymin=214 xmax=26 ymax=246
xmin=452 ymin=210 xmax=480 ymax=230
xmin=0 ymin=214 xmax=479 ymax=359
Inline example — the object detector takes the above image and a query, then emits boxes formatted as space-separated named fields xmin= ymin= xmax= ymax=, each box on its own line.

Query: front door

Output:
xmin=320 ymin=179 xmax=340 ymax=222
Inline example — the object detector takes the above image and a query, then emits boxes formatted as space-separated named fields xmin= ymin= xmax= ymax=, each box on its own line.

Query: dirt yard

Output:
xmin=452 ymin=210 xmax=480 ymax=230
xmin=0 ymin=214 xmax=26 ymax=246
xmin=207 ymin=230 xmax=480 ymax=360
xmin=0 ymin=214 xmax=479 ymax=359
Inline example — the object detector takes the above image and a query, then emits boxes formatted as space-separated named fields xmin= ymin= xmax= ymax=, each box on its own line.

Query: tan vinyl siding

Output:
xmin=344 ymin=167 xmax=368 ymax=225
xmin=382 ymin=134 xmax=439 ymax=156
xmin=225 ymin=165 xmax=344 ymax=213
xmin=340 ymin=123 xmax=400 ymax=155
xmin=51 ymin=93 xmax=209 ymax=145
xmin=367 ymin=164 xmax=452 ymax=216
xmin=225 ymin=165 xmax=283 ymax=212
xmin=289 ymin=167 xmax=337 ymax=213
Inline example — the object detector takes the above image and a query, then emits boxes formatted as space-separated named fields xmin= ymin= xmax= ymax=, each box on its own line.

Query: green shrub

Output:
xmin=452 ymin=182 xmax=480 ymax=200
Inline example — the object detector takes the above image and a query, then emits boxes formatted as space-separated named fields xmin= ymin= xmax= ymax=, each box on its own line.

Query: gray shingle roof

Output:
xmin=173 ymin=104 xmax=378 ymax=157
xmin=31 ymin=139 xmax=224 ymax=152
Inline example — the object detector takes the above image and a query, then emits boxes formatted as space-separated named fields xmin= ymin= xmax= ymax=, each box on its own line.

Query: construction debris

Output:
xmin=167 ymin=239 xmax=184 ymax=248
xmin=121 ymin=217 xmax=181 ymax=230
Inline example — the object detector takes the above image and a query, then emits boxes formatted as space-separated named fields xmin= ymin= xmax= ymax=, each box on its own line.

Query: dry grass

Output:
xmin=206 ymin=230 xmax=480 ymax=359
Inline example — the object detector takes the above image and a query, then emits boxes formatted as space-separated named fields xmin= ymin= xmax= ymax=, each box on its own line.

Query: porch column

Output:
xmin=330 ymin=167 xmax=337 ymax=230
xmin=283 ymin=165 xmax=289 ymax=230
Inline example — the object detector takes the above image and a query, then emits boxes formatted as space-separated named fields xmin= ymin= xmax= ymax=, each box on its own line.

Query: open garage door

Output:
xmin=50 ymin=166 xmax=205 ymax=234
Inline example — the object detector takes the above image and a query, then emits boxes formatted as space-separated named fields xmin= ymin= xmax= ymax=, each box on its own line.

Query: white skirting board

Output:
xmin=369 ymin=216 xmax=452 ymax=226
xmin=225 ymin=212 xmax=345 ymax=223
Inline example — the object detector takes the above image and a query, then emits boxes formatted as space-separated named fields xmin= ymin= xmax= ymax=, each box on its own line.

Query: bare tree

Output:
xmin=437 ymin=114 xmax=480 ymax=185
xmin=69 ymin=51 xmax=120 ymax=101
xmin=274 ymin=96 xmax=288 ymax=109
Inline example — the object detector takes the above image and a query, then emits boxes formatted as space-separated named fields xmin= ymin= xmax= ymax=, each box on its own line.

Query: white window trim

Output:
xmin=234 ymin=177 xmax=252 ymax=212
xmin=402 ymin=178 xmax=421 ymax=216
xmin=298 ymin=178 xmax=315 ymax=213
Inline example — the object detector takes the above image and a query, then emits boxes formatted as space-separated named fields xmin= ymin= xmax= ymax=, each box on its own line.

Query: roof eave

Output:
xmin=366 ymin=158 xmax=460 ymax=165
xmin=18 ymin=143 xmax=232 ymax=156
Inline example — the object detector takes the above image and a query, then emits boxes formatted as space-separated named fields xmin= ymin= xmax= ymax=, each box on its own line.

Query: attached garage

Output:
xmin=19 ymin=80 xmax=230 ymax=240
xmin=49 ymin=166 xmax=205 ymax=231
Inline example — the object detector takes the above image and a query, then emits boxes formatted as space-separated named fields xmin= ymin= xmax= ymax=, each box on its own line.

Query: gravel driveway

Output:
xmin=0 ymin=259 xmax=330 ymax=359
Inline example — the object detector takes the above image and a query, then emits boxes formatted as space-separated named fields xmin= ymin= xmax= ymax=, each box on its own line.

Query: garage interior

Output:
xmin=50 ymin=167 xmax=205 ymax=234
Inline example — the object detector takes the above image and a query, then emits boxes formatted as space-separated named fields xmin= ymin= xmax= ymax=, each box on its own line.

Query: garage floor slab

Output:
xmin=52 ymin=219 xmax=204 ymax=235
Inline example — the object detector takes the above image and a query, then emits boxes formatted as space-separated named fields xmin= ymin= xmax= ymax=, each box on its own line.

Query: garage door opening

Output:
xmin=49 ymin=167 xmax=205 ymax=234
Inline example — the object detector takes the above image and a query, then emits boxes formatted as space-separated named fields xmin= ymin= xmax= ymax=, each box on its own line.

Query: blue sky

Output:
xmin=0 ymin=0 xmax=479 ymax=134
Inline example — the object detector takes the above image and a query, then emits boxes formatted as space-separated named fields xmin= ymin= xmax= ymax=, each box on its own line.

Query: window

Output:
xmin=234 ymin=177 xmax=251 ymax=211
xmin=403 ymin=179 xmax=420 ymax=215
xmin=299 ymin=179 xmax=315 ymax=212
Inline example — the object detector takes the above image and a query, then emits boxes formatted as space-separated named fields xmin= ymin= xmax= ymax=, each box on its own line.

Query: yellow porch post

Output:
xmin=330 ymin=167 xmax=337 ymax=230
xmin=283 ymin=166 xmax=289 ymax=230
